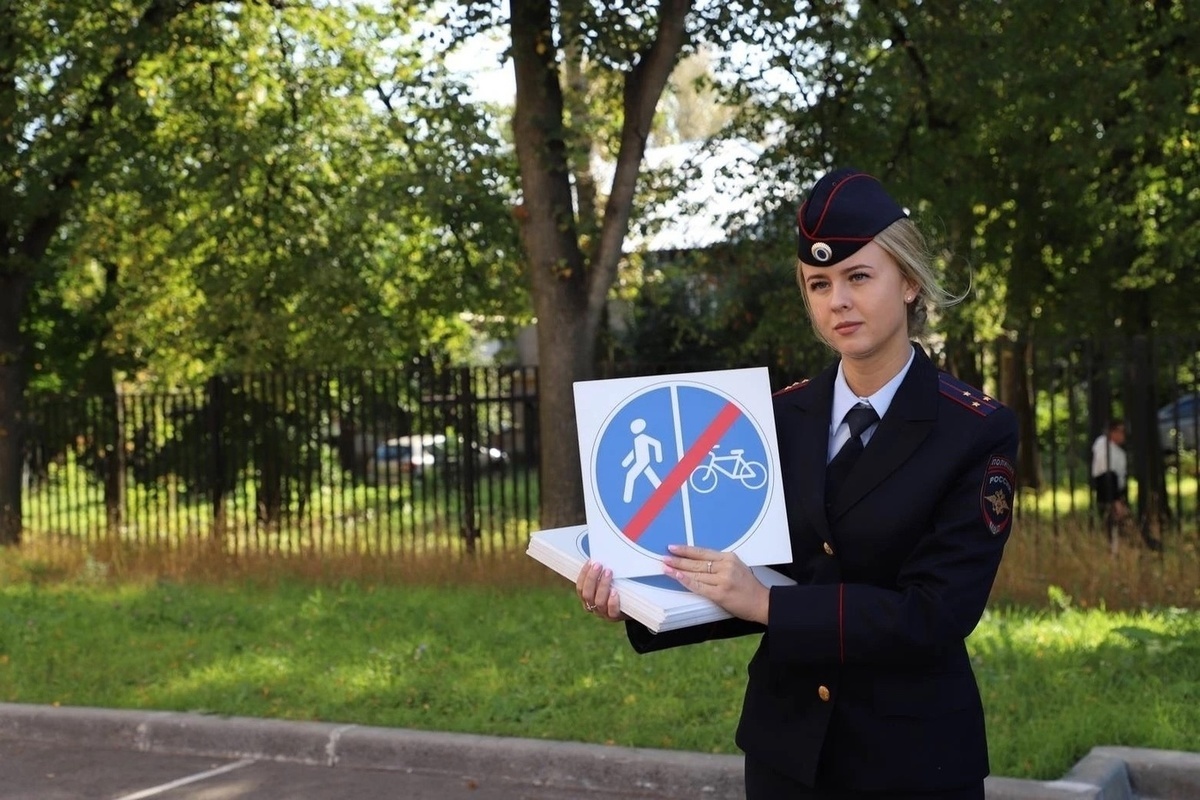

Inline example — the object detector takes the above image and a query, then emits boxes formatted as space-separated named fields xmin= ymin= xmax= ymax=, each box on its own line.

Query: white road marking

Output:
xmin=112 ymin=757 xmax=257 ymax=799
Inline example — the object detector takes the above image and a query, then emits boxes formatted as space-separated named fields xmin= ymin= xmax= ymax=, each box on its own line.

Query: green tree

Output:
xmin=4 ymin=1 xmax=527 ymax=543
xmin=1 ymin=0 xmax=209 ymax=545
xmin=89 ymin=2 xmax=523 ymax=379
xmin=442 ymin=0 xmax=810 ymax=527
xmin=715 ymin=0 xmax=1197 ymax=488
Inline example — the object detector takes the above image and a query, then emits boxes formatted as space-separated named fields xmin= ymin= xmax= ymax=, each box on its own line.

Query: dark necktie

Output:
xmin=825 ymin=404 xmax=879 ymax=504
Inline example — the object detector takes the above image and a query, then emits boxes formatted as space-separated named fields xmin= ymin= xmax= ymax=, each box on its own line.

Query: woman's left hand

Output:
xmin=662 ymin=544 xmax=770 ymax=625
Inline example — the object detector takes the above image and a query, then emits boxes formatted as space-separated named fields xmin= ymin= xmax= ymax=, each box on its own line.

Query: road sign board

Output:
xmin=574 ymin=368 xmax=791 ymax=577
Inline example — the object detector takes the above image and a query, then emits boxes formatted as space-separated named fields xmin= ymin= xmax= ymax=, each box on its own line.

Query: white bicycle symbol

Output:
xmin=688 ymin=445 xmax=767 ymax=493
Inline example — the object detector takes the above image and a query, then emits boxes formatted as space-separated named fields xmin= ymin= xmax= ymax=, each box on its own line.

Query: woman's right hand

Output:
xmin=575 ymin=560 xmax=627 ymax=622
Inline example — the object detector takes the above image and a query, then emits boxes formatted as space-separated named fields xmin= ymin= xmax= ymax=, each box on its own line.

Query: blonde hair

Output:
xmin=795 ymin=217 xmax=966 ymax=342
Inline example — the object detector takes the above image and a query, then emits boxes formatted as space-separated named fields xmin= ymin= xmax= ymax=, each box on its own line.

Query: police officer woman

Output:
xmin=577 ymin=168 xmax=1019 ymax=799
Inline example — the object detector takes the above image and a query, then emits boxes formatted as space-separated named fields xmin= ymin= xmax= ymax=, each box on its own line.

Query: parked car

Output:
xmin=451 ymin=441 xmax=509 ymax=473
xmin=365 ymin=434 xmax=443 ymax=484
xmin=366 ymin=434 xmax=508 ymax=485
xmin=1157 ymin=393 xmax=1200 ymax=453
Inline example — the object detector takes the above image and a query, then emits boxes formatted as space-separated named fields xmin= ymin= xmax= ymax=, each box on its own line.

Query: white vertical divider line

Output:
xmin=670 ymin=385 xmax=695 ymax=546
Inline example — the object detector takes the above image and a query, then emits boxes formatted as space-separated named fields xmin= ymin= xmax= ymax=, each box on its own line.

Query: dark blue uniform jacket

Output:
xmin=626 ymin=344 xmax=1019 ymax=793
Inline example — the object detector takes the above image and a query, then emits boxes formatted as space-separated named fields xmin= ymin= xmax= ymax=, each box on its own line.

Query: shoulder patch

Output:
xmin=981 ymin=454 xmax=1015 ymax=535
xmin=773 ymin=378 xmax=810 ymax=397
xmin=939 ymin=373 xmax=1001 ymax=417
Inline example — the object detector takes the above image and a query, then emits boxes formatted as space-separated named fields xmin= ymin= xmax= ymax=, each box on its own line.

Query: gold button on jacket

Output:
xmin=818 ymin=685 xmax=831 ymax=701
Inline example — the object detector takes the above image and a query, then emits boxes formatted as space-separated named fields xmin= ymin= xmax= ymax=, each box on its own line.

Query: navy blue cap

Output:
xmin=797 ymin=168 xmax=907 ymax=266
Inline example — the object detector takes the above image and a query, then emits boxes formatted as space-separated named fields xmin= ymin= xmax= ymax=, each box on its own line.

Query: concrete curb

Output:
xmin=1 ymin=703 xmax=1197 ymax=799
xmin=1092 ymin=747 xmax=1200 ymax=800
xmin=0 ymin=703 xmax=742 ymax=798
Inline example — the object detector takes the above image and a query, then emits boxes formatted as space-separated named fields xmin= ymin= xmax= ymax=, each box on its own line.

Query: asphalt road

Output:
xmin=2 ymin=703 xmax=1199 ymax=800
xmin=0 ymin=703 xmax=744 ymax=800
xmin=0 ymin=737 xmax=632 ymax=800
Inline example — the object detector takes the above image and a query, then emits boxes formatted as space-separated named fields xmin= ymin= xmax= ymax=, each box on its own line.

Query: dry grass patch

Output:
xmin=995 ymin=518 xmax=1200 ymax=610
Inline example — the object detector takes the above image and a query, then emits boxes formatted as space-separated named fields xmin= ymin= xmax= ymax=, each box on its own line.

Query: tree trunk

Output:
xmin=1125 ymin=334 xmax=1168 ymax=538
xmin=509 ymin=0 xmax=592 ymax=528
xmin=0 ymin=272 xmax=32 ymax=545
xmin=999 ymin=338 xmax=1041 ymax=490
xmin=534 ymin=299 xmax=594 ymax=529
xmin=508 ymin=0 xmax=692 ymax=528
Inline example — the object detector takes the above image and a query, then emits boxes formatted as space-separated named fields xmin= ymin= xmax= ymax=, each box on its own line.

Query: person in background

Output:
xmin=577 ymin=168 xmax=1019 ymax=799
xmin=1090 ymin=418 xmax=1130 ymax=553
xmin=1089 ymin=418 xmax=1162 ymax=553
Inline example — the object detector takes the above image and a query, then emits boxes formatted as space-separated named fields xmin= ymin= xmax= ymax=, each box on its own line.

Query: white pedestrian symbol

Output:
xmin=621 ymin=418 xmax=662 ymax=503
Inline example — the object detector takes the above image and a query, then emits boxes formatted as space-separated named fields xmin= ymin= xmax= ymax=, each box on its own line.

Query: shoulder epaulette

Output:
xmin=938 ymin=373 xmax=1002 ymax=416
xmin=773 ymin=378 xmax=810 ymax=397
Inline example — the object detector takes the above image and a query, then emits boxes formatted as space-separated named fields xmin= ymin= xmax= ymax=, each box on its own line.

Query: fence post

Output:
xmin=457 ymin=367 xmax=480 ymax=554
xmin=1127 ymin=335 xmax=1167 ymax=545
xmin=101 ymin=379 xmax=126 ymax=536
xmin=206 ymin=376 xmax=227 ymax=545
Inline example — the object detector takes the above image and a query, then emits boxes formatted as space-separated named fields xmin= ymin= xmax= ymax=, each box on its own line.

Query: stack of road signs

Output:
xmin=527 ymin=367 xmax=794 ymax=631
xmin=526 ymin=524 xmax=795 ymax=633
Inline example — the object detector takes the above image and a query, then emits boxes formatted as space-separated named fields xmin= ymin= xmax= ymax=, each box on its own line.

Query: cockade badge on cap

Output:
xmin=797 ymin=168 xmax=907 ymax=267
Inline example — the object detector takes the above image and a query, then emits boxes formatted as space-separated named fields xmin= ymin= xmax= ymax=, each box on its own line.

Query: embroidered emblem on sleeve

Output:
xmin=981 ymin=455 xmax=1015 ymax=535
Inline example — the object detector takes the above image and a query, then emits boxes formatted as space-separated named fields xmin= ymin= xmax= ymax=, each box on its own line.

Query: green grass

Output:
xmin=0 ymin=552 xmax=1197 ymax=781
xmin=972 ymin=600 xmax=1200 ymax=778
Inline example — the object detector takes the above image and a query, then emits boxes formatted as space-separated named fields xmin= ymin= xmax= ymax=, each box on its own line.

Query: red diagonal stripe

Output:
xmin=623 ymin=401 xmax=742 ymax=542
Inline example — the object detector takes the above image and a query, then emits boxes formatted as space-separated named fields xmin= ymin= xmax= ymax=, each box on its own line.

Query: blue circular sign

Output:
xmin=589 ymin=380 xmax=773 ymax=559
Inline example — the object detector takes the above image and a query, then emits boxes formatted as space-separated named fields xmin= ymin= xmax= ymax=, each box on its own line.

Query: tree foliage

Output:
xmin=2 ymin=0 xmax=527 ymax=543
xmin=5 ymin=0 xmax=1197 ymax=536
xmin=721 ymin=0 xmax=1198 ymax=343
xmin=439 ymin=0 xmax=816 ymax=527
xmin=697 ymin=0 xmax=1197 ymax=491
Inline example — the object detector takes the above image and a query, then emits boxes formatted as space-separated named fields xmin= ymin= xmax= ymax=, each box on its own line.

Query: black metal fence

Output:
xmin=997 ymin=334 xmax=1200 ymax=545
xmin=22 ymin=367 xmax=540 ymax=556
xmin=19 ymin=334 xmax=1200 ymax=556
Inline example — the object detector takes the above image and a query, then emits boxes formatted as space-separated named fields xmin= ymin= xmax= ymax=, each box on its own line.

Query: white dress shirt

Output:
xmin=828 ymin=346 xmax=916 ymax=463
